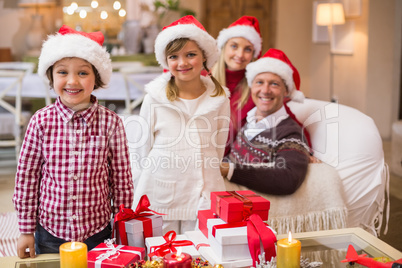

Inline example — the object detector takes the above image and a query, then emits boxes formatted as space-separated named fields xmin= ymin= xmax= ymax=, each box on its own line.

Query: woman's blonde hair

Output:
xmin=211 ymin=43 xmax=253 ymax=110
xmin=165 ymin=38 xmax=226 ymax=101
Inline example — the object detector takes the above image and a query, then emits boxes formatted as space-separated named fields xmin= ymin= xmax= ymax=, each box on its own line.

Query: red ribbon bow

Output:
xmin=113 ymin=195 xmax=165 ymax=245
xmin=247 ymin=214 xmax=277 ymax=264
xmin=211 ymin=214 xmax=276 ymax=265
xmin=216 ymin=191 xmax=259 ymax=221
xmin=148 ymin=230 xmax=194 ymax=258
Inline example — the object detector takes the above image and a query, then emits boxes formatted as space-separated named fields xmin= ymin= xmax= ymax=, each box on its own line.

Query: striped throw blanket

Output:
xmin=224 ymin=162 xmax=348 ymax=234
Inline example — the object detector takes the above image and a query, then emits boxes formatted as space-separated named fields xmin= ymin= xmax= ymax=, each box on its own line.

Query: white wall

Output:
xmin=366 ymin=0 xmax=401 ymax=138
xmin=276 ymin=0 xmax=313 ymax=98
xmin=276 ymin=0 xmax=401 ymax=139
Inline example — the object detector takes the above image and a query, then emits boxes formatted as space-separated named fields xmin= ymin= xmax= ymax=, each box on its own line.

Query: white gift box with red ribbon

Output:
xmin=145 ymin=232 xmax=200 ymax=258
xmin=122 ymin=214 xmax=163 ymax=248
xmin=207 ymin=218 xmax=277 ymax=262
xmin=185 ymin=230 xmax=253 ymax=268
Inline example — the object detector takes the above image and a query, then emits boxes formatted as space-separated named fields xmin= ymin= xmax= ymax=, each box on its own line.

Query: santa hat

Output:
xmin=154 ymin=15 xmax=218 ymax=70
xmin=246 ymin=48 xmax=305 ymax=102
xmin=38 ymin=25 xmax=112 ymax=86
xmin=216 ymin=16 xmax=262 ymax=58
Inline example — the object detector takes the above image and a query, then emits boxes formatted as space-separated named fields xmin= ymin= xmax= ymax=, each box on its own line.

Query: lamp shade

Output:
xmin=316 ymin=3 xmax=345 ymax=26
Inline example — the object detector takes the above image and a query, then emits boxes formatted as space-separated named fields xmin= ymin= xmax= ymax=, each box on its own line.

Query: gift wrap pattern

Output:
xmin=87 ymin=242 xmax=145 ymax=268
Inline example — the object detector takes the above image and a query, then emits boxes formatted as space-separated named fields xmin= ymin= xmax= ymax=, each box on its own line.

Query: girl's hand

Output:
xmin=17 ymin=233 xmax=36 ymax=258
xmin=220 ymin=161 xmax=230 ymax=177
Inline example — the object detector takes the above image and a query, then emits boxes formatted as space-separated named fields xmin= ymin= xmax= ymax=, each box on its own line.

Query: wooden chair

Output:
xmin=0 ymin=62 xmax=35 ymax=159
xmin=118 ymin=64 xmax=163 ymax=115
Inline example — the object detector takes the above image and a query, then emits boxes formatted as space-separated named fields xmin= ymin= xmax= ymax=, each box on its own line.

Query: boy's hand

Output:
xmin=17 ymin=233 xmax=36 ymax=258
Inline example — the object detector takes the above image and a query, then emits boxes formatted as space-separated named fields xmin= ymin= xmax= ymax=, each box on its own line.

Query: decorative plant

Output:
xmin=153 ymin=0 xmax=196 ymax=19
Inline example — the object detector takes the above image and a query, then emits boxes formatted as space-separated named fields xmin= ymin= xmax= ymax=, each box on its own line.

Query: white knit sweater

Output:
xmin=128 ymin=72 xmax=230 ymax=220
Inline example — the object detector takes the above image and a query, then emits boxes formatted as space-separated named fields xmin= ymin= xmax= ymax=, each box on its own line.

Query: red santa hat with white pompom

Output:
xmin=38 ymin=25 xmax=112 ymax=86
xmin=154 ymin=15 xmax=219 ymax=70
xmin=246 ymin=48 xmax=305 ymax=102
xmin=216 ymin=15 xmax=262 ymax=59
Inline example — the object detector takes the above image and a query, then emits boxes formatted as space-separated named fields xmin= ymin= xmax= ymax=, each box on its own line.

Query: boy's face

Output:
xmin=251 ymin=72 xmax=288 ymax=120
xmin=52 ymin=57 xmax=96 ymax=111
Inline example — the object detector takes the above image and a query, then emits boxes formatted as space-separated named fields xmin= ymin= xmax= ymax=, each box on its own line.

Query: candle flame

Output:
xmin=288 ymin=231 xmax=292 ymax=243
xmin=71 ymin=242 xmax=76 ymax=249
xmin=176 ymin=247 xmax=184 ymax=260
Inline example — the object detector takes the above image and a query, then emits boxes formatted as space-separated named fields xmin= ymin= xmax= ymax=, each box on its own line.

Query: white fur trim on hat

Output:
xmin=217 ymin=25 xmax=262 ymax=58
xmin=154 ymin=24 xmax=219 ymax=70
xmin=38 ymin=33 xmax=112 ymax=86
xmin=246 ymin=57 xmax=297 ymax=95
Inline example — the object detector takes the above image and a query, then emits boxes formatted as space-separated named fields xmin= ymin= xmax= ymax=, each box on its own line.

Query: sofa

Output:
xmin=225 ymin=98 xmax=388 ymax=236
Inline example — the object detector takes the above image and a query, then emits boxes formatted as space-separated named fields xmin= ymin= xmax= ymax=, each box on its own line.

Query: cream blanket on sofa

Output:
xmin=224 ymin=163 xmax=348 ymax=235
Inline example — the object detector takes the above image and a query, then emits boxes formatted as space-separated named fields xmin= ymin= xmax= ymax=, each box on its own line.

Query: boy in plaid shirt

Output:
xmin=13 ymin=25 xmax=133 ymax=258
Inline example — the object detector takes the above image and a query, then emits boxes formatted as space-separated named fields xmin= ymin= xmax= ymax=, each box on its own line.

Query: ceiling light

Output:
xmin=91 ymin=0 xmax=98 ymax=8
xmin=100 ymin=10 xmax=108 ymax=19
xmin=119 ymin=9 xmax=126 ymax=17
xmin=113 ymin=1 xmax=121 ymax=10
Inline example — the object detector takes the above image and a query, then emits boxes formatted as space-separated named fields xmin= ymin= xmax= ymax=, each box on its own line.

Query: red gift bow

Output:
xmin=211 ymin=214 xmax=276 ymax=265
xmin=113 ymin=195 xmax=165 ymax=245
xmin=148 ymin=230 xmax=194 ymax=258
xmin=216 ymin=191 xmax=259 ymax=220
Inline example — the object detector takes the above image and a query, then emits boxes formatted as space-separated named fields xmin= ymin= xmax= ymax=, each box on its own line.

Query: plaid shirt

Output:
xmin=13 ymin=96 xmax=133 ymax=242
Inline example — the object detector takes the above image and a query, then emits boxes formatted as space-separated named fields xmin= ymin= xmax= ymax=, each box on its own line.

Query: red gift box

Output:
xmin=87 ymin=242 xmax=145 ymax=268
xmin=210 ymin=191 xmax=270 ymax=223
xmin=197 ymin=209 xmax=218 ymax=238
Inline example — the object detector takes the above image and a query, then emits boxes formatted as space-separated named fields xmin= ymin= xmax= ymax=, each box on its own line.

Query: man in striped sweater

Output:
xmin=220 ymin=48 xmax=313 ymax=195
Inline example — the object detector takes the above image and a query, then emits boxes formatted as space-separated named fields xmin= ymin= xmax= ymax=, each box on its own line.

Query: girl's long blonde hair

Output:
xmin=165 ymin=38 xmax=226 ymax=102
xmin=211 ymin=44 xmax=253 ymax=110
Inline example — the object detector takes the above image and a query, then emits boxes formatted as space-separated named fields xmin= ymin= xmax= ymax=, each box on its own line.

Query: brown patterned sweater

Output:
xmin=228 ymin=117 xmax=311 ymax=195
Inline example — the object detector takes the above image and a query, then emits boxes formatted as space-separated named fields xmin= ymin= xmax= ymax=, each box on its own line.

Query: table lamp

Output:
xmin=316 ymin=1 xmax=345 ymax=102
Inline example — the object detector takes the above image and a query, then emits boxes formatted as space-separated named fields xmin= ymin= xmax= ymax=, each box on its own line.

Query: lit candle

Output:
xmin=276 ymin=231 xmax=301 ymax=268
xmin=162 ymin=250 xmax=192 ymax=268
xmin=59 ymin=241 xmax=88 ymax=268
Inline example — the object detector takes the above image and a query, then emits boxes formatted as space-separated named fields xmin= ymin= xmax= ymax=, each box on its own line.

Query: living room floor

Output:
xmin=1 ymin=140 xmax=401 ymax=252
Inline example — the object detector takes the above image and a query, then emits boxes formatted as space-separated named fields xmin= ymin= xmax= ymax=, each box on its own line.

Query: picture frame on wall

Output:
xmin=331 ymin=21 xmax=355 ymax=55
xmin=341 ymin=0 xmax=362 ymax=18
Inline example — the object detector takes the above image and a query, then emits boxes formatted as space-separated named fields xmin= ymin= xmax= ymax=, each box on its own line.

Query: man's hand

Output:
xmin=309 ymin=155 xmax=322 ymax=163
xmin=17 ymin=233 xmax=36 ymax=258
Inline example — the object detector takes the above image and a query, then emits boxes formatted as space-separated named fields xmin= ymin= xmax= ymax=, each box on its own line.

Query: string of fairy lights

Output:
xmin=63 ymin=1 xmax=126 ymax=20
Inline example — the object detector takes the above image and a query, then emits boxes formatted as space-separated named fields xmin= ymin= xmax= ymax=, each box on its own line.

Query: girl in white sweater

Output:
xmin=128 ymin=15 xmax=230 ymax=234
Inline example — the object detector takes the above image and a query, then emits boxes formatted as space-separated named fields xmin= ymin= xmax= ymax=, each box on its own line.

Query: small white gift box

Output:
xmin=117 ymin=214 xmax=163 ymax=248
xmin=185 ymin=230 xmax=253 ymax=268
xmin=145 ymin=232 xmax=200 ymax=258
xmin=207 ymin=218 xmax=276 ymax=262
